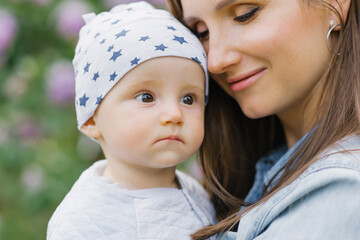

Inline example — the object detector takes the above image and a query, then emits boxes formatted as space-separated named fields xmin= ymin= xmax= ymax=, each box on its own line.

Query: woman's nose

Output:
xmin=159 ymin=102 xmax=184 ymax=126
xmin=206 ymin=29 xmax=242 ymax=75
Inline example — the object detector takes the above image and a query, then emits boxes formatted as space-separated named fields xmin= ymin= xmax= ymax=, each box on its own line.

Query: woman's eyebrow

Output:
xmin=183 ymin=0 xmax=237 ymax=24
xmin=216 ymin=0 xmax=236 ymax=11
xmin=183 ymin=16 xmax=197 ymax=25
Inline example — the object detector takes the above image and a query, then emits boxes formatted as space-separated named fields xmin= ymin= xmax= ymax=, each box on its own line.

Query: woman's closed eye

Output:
xmin=193 ymin=22 xmax=209 ymax=41
xmin=135 ymin=92 xmax=154 ymax=103
xmin=196 ymin=30 xmax=209 ymax=41
xmin=234 ymin=7 xmax=260 ymax=22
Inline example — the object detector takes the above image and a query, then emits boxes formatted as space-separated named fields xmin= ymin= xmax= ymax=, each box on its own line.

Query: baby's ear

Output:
xmin=80 ymin=117 xmax=101 ymax=138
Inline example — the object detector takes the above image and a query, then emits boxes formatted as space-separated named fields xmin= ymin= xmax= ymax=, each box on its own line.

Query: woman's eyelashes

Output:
xmin=193 ymin=22 xmax=209 ymax=41
xmin=196 ymin=30 xmax=209 ymax=40
xmin=234 ymin=6 xmax=260 ymax=22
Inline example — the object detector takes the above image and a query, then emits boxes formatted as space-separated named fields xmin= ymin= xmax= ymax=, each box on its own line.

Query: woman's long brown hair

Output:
xmin=167 ymin=0 xmax=360 ymax=239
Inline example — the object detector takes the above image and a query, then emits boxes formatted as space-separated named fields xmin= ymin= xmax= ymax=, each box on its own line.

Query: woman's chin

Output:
xmin=240 ymin=105 xmax=273 ymax=119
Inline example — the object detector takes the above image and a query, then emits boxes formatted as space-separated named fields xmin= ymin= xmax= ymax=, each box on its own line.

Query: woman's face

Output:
xmin=181 ymin=0 xmax=331 ymax=119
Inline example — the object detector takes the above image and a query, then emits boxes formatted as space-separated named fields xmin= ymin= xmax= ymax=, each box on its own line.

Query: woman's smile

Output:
xmin=227 ymin=67 xmax=267 ymax=92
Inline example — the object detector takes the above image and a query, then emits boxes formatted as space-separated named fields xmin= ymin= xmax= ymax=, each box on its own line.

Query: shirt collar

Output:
xmin=263 ymin=132 xmax=310 ymax=188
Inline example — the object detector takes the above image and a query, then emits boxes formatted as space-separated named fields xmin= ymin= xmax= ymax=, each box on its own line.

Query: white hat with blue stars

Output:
xmin=73 ymin=1 xmax=208 ymax=130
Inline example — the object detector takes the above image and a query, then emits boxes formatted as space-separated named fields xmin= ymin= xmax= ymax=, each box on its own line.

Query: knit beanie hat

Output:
xmin=73 ymin=1 xmax=208 ymax=130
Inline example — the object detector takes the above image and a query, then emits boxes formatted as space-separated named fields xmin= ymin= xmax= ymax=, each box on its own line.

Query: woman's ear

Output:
xmin=80 ymin=117 xmax=101 ymax=139
xmin=330 ymin=0 xmax=352 ymax=24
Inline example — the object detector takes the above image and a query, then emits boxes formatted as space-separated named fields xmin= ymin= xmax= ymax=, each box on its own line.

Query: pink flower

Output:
xmin=46 ymin=60 xmax=75 ymax=104
xmin=0 ymin=9 xmax=17 ymax=57
xmin=16 ymin=116 xmax=43 ymax=145
xmin=21 ymin=165 xmax=44 ymax=193
xmin=55 ymin=0 xmax=92 ymax=40
xmin=18 ymin=122 xmax=41 ymax=141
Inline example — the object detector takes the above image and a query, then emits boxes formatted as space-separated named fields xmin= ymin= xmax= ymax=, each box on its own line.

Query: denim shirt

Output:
xmin=223 ymin=134 xmax=360 ymax=240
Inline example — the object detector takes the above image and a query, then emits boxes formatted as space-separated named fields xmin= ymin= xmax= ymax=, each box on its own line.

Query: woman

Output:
xmin=167 ymin=0 xmax=360 ymax=239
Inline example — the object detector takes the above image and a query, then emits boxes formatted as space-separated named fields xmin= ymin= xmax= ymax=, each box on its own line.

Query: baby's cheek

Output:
xmin=123 ymin=128 xmax=145 ymax=145
xmin=189 ymin=120 xmax=204 ymax=148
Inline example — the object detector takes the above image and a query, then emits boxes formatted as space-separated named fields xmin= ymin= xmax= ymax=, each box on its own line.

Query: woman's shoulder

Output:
xmin=238 ymin=168 xmax=360 ymax=239
xmin=276 ymin=135 xmax=360 ymax=213
xmin=236 ymin=135 xmax=360 ymax=240
xmin=238 ymin=169 xmax=360 ymax=239
xmin=306 ymin=134 xmax=360 ymax=173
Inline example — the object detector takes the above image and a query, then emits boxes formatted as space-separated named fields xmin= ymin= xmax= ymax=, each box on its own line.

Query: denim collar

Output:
xmin=244 ymin=131 xmax=312 ymax=205
xmin=263 ymin=132 xmax=309 ymax=188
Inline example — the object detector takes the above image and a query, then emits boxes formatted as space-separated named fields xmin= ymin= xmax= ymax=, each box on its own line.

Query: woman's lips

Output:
xmin=227 ymin=68 xmax=266 ymax=92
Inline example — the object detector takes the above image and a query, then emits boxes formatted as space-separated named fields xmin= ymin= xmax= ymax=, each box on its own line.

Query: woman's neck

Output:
xmin=278 ymin=83 xmax=323 ymax=149
xmin=279 ymin=113 xmax=310 ymax=149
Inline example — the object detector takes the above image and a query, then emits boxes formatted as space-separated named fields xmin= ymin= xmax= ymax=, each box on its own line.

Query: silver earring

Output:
xmin=327 ymin=20 xmax=341 ymax=56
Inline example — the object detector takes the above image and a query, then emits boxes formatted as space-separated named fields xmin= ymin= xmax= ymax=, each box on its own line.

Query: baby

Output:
xmin=47 ymin=2 xmax=216 ymax=240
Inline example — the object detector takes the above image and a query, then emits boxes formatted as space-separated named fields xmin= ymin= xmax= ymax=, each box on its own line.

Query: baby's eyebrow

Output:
xmin=127 ymin=79 xmax=161 ymax=88
xmin=182 ymin=84 xmax=205 ymax=93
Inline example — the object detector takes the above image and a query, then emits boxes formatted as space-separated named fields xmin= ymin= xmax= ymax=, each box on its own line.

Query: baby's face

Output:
xmin=93 ymin=56 xmax=205 ymax=170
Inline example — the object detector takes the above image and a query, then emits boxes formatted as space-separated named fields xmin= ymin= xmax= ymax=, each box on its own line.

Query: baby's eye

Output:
xmin=181 ymin=95 xmax=194 ymax=105
xmin=135 ymin=93 xmax=154 ymax=103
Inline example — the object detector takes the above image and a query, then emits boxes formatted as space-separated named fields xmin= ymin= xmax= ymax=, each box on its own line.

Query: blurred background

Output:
xmin=0 ymin=0 xmax=201 ymax=239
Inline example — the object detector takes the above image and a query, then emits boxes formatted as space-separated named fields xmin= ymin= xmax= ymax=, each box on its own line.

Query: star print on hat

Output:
xmin=73 ymin=1 xmax=208 ymax=130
